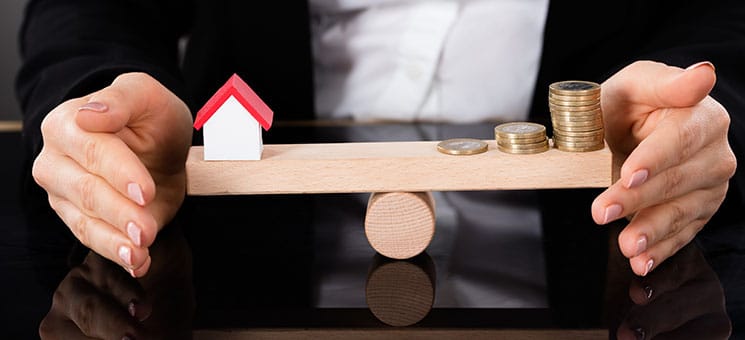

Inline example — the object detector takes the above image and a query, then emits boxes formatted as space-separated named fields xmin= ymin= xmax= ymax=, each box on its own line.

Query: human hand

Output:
xmin=615 ymin=242 xmax=730 ymax=340
xmin=39 ymin=225 xmax=194 ymax=339
xmin=592 ymin=61 xmax=737 ymax=276
xmin=32 ymin=72 xmax=193 ymax=277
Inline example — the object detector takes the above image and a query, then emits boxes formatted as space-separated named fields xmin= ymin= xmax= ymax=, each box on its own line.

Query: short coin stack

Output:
xmin=549 ymin=80 xmax=605 ymax=152
xmin=494 ymin=122 xmax=549 ymax=154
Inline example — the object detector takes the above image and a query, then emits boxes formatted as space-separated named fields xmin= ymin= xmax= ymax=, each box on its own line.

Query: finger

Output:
xmin=592 ymin=142 xmax=731 ymax=226
xmin=58 ymin=276 xmax=146 ymax=339
xmin=77 ymin=72 xmax=193 ymax=163
xmin=39 ymin=317 xmax=98 ymax=340
xmin=621 ymin=279 xmax=726 ymax=339
xmin=81 ymin=253 xmax=153 ymax=321
xmin=77 ymin=72 xmax=184 ymax=134
xmin=617 ymin=185 xmax=727 ymax=270
xmin=40 ymin=96 xmax=157 ymax=209
xmin=603 ymin=60 xmax=715 ymax=113
xmin=34 ymin=151 xmax=158 ymax=247
xmin=621 ymin=188 xmax=717 ymax=276
xmin=628 ymin=242 xmax=709 ymax=305
xmin=48 ymin=196 xmax=150 ymax=272
xmin=616 ymin=98 xmax=732 ymax=188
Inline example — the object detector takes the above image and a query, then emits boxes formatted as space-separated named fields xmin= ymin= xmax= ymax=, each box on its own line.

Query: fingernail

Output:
xmin=633 ymin=327 xmax=646 ymax=340
xmin=128 ymin=300 xmax=137 ymax=317
xmin=642 ymin=259 xmax=654 ymax=276
xmin=685 ymin=61 xmax=714 ymax=71
xmin=626 ymin=169 xmax=648 ymax=189
xmin=127 ymin=183 xmax=145 ymax=206
xmin=643 ymin=285 xmax=654 ymax=300
xmin=603 ymin=204 xmax=623 ymax=224
xmin=635 ymin=235 xmax=648 ymax=256
xmin=118 ymin=246 xmax=132 ymax=266
xmin=128 ymin=267 xmax=136 ymax=278
xmin=127 ymin=222 xmax=142 ymax=247
xmin=78 ymin=101 xmax=109 ymax=113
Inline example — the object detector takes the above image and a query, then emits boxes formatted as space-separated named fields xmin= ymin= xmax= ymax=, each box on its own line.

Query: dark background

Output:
xmin=1 ymin=0 xmax=26 ymax=121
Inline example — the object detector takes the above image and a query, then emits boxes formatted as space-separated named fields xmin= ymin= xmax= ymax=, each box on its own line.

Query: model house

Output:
xmin=193 ymin=73 xmax=274 ymax=160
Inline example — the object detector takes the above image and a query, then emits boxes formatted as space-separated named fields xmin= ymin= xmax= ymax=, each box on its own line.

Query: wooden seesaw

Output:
xmin=185 ymin=139 xmax=615 ymax=259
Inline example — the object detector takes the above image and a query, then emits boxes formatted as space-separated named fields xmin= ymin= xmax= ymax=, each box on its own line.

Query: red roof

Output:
xmin=193 ymin=73 xmax=274 ymax=131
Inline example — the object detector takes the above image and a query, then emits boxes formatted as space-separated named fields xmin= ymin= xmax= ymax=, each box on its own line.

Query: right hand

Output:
xmin=32 ymin=72 xmax=193 ymax=277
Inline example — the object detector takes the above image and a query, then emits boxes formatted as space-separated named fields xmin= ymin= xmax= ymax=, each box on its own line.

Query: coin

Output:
xmin=497 ymin=144 xmax=550 ymax=154
xmin=436 ymin=138 xmax=488 ymax=155
xmin=494 ymin=122 xmax=546 ymax=139
xmin=549 ymin=80 xmax=601 ymax=96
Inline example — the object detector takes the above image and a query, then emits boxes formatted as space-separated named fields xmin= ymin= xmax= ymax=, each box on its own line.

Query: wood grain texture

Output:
xmin=365 ymin=256 xmax=436 ymax=327
xmin=365 ymin=192 xmax=435 ymax=260
xmin=186 ymin=140 xmax=612 ymax=195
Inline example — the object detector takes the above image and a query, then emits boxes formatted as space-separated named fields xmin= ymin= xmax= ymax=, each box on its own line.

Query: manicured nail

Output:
xmin=128 ymin=267 xmax=136 ymax=278
xmin=643 ymin=285 xmax=654 ymax=300
xmin=642 ymin=259 xmax=654 ymax=276
xmin=118 ymin=246 xmax=132 ymax=266
xmin=128 ymin=300 xmax=137 ymax=317
xmin=127 ymin=183 xmax=145 ymax=206
xmin=626 ymin=169 xmax=648 ymax=189
xmin=633 ymin=327 xmax=646 ymax=340
xmin=127 ymin=222 xmax=142 ymax=247
xmin=635 ymin=235 xmax=648 ymax=256
xmin=685 ymin=61 xmax=714 ymax=71
xmin=78 ymin=101 xmax=109 ymax=113
xmin=603 ymin=204 xmax=623 ymax=224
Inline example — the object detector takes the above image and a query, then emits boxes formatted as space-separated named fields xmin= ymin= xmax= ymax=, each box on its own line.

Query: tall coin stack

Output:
xmin=549 ymin=80 xmax=605 ymax=152
xmin=494 ymin=122 xmax=549 ymax=154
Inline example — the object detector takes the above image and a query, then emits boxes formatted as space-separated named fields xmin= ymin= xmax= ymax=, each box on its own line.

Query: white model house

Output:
xmin=193 ymin=73 xmax=274 ymax=160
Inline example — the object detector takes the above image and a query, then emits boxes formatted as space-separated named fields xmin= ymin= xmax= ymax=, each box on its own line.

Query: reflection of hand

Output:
xmin=39 ymin=225 xmax=194 ymax=339
xmin=32 ymin=72 xmax=193 ymax=277
xmin=615 ymin=242 xmax=731 ymax=340
xmin=39 ymin=250 xmax=153 ymax=339
xmin=592 ymin=61 xmax=737 ymax=276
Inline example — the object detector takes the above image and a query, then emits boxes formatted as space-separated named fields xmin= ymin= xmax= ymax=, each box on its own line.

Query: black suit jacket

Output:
xmin=16 ymin=0 xmax=745 ymax=248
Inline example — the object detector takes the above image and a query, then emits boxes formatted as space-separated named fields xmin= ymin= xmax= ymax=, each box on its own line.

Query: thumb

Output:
xmin=75 ymin=72 xmax=180 ymax=133
xmin=604 ymin=60 xmax=716 ymax=110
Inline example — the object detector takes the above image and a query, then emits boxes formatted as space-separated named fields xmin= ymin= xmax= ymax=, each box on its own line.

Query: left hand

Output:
xmin=592 ymin=60 xmax=737 ymax=276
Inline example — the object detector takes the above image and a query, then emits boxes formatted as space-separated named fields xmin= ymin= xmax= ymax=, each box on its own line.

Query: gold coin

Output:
xmin=550 ymin=108 xmax=603 ymax=117
xmin=496 ymin=135 xmax=548 ymax=145
xmin=549 ymin=80 xmax=601 ymax=96
xmin=549 ymin=102 xmax=601 ymax=112
xmin=553 ymin=128 xmax=605 ymax=138
xmin=556 ymin=143 xmax=605 ymax=152
xmin=551 ymin=118 xmax=604 ymax=127
xmin=494 ymin=122 xmax=546 ymax=139
xmin=552 ymin=133 xmax=605 ymax=143
xmin=553 ymin=139 xmax=605 ymax=148
xmin=497 ymin=144 xmax=550 ymax=154
xmin=551 ymin=113 xmax=603 ymax=122
xmin=552 ymin=124 xmax=604 ymax=132
xmin=549 ymin=93 xmax=600 ymax=102
xmin=436 ymin=138 xmax=488 ymax=155
xmin=498 ymin=140 xmax=549 ymax=150
xmin=548 ymin=98 xmax=600 ymax=107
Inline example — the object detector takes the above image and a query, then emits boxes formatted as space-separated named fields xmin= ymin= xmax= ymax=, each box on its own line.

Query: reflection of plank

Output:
xmin=0 ymin=120 xmax=22 ymax=132
xmin=186 ymin=140 xmax=612 ymax=195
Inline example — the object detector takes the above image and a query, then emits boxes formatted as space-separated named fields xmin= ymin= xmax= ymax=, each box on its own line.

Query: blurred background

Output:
xmin=1 ymin=0 xmax=26 ymax=121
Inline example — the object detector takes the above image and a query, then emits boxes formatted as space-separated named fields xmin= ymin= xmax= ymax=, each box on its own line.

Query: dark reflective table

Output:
xmin=2 ymin=122 xmax=743 ymax=339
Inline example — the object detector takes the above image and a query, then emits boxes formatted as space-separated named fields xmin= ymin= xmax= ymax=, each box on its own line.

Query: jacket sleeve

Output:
xmin=15 ymin=0 xmax=193 ymax=158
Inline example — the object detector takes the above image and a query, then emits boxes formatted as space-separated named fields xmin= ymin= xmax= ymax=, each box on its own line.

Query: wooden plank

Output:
xmin=186 ymin=140 xmax=612 ymax=195
xmin=0 ymin=120 xmax=22 ymax=132
xmin=194 ymin=329 xmax=608 ymax=340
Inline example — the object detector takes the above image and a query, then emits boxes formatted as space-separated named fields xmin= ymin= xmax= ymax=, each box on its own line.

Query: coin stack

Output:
xmin=549 ymin=80 xmax=605 ymax=152
xmin=494 ymin=122 xmax=549 ymax=154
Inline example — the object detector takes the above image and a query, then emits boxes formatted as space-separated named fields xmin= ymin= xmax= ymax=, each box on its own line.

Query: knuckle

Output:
xmin=662 ymin=168 xmax=684 ymax=201
xmin=667 ymin=201 xmax=688 ymax=234
xmin=72 ymin=295 xmax=96 ymax=332
xmin=82 ymin=137 xmax=100 ymax=171
xmin=77 ymin=174 xmax=99 ymax=213
xmin=73 ymin=215 xmax=92 ymax=248
xmin=31 ymin=153 xmax=49 ymax=188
